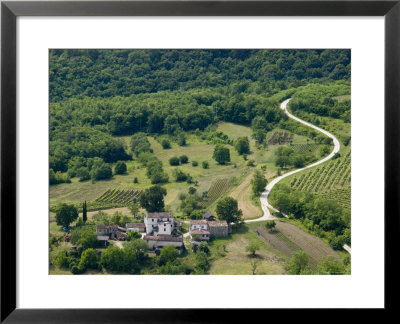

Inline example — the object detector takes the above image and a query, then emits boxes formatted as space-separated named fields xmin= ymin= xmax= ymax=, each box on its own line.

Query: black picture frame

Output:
xmin=1 ymin=0 xmax=399 ymax=322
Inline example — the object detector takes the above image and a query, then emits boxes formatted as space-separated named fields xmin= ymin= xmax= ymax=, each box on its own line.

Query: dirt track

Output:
xmin=230 ymin=173 xmax=262 ymax=219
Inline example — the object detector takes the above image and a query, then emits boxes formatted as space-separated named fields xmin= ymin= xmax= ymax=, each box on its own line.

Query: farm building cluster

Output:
xmin=189 ymin=212 xmax=231 ymax=247
xmin=95 ymin=211 xmax=230 ymax=252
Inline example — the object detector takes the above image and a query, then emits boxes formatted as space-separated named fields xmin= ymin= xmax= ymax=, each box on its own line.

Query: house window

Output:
xmin=164 ymin=228 xmax=166 ymax=232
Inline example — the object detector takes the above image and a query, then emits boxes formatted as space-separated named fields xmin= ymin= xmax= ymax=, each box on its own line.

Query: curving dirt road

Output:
xmin=247 ymin=98 xmax=341 ymax=222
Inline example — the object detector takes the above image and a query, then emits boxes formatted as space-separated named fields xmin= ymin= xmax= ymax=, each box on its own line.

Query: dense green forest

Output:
xmin=50 ymin=49 xmax=350 ymax=102
xmin=49 ymin=49 xmax=350 ymax=175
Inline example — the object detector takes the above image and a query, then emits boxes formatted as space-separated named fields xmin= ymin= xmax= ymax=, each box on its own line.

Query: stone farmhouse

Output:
xmin=96 ymin=225 xmax=127 ymax=241
xmin=189 ymin=216 xmax=230 ymax=244
xmin=144 ymin=212 xmax=180 ymax=235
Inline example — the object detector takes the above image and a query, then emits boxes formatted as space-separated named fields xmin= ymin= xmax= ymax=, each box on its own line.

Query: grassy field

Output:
xmin=208 ymin=224 xmax=288 ymax=275
xmin=207 ymin=220 xmax=342 ymax=274
xmin=50 ymin=122 xmax=319 ymax=219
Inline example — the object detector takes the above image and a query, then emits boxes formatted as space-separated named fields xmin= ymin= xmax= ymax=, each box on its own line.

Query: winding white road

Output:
xmin=247 ymin=98 xmax=340 ymax=223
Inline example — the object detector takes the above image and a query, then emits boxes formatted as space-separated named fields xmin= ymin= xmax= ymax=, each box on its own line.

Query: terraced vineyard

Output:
xmin=293 ymin=143 xmax=320 ymax=155
xmin=317 ymin=187 xmax=351 ymax=210
xmin=288 ymin=151 xmax=351 ymax=209
xmin=95 ymin=189 xmax=142 ymax=204
xmin=202 ymin=177 xmax=233 ymax=208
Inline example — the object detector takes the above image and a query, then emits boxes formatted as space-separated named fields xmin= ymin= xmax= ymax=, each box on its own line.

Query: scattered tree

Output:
xmin=213 ymin=145 xmax=230 ymax=165
xmin=82 ymin=201 xmax=87 ymax=223
xmin=246 ymin=243 xmax=260 ymax=257
xmin=139 ymin=185 xmax=167 ymax=212
xmin=286 ymin=251 xmax=311 ymax=274
xmin=234 ymin=136 xmax=250 ymax=155
xmin=215 ymin=197 xmax=242 ymax=225
xmin=55 ymin=203 xmax=78 ymax=228
xmin=251 ymin=169 xmax=268 ymax=196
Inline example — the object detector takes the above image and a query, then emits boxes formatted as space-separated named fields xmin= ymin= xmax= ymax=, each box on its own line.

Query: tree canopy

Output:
xmin=139 ymin=185 xmax=167 ymax=212
xmin=55 ymin=203 xmax=78 ymax=228
xmin=215 ymin=197 xmax=242 ymax=225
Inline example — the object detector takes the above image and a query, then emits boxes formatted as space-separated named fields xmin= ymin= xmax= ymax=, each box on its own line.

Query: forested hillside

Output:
xmin=49 ymin=49 xmax=350 ymax=175
xmin=50 ymin=49 xmax=350 ymax=102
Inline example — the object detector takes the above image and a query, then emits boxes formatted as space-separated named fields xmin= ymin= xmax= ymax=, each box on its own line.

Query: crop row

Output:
xmin=290 ymin=151 xmax=351 ymax=193
xmin=317 ymin=187 xmax=351 ymax=210
xmin=95 ymin=189 xmax=142 ymax=205
xmin=293 ymin=144 xmax=320 ymax=155
xmin=202 ymin=178 xmax=232 ymax=208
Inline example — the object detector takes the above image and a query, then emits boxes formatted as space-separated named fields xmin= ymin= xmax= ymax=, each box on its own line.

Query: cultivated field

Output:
xmin=251 ymin=220 xmax=339 ymax=270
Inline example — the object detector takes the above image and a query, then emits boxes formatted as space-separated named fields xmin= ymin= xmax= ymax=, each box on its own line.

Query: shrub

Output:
xmin=169 ymin=156 xmax=180 ymax=166
xmin=76 ymin=167 xmax=91 ymax=182
xmin=91 ymin=163 xmax=112 ymax=181
xmin=161 ymin=139 xmax=171 ymax=149
xmin=190 ymin=210 xmax=204 ymax=220
xmin=191 ymin=161 xmax=198 ymax=167
xmin=247 ymin=159 xmax=255 ymax=167
xmin=79 ymin=248 xmax=98 ymax=270
xmin=173 ymin=169 xmax=188 ymax=182
xmin=179 ymin=155 xmax=189 ymax=164
xmin=202 ymin=161 xmax=209 ymax=169
xmin=114 ymin=161 xmax=127 ymax=175
xmin=133 ymin=177 xmax=139 ymax=183
xmin=55 ymin=250 xmax=70 ymax=268
xmin=127 ymin=231 xmax=142 ymax=241
xmin=71 ymin=265 xmax=84 ymax=274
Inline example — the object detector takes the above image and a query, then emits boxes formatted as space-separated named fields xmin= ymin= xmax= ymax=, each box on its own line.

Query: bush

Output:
xmin=76 ymin=167 xmax=90 ymax=182
xmin=161 ymin=139 xmax=171 ymax=149
xmin=79 ymin=248 xmax=98 ymax=270
xmin=247 ymin=160 xmax=255 ymax=167
xmin=191 ymin=161 xmax=198 ymax=167
xmin=202 ymin=161 xmax=209 ymax=169
xmin=179 ymin=155 xmax=189 ymax=164
xmin=173 ymin=169 xmax=189 ymax=182
xmin=55 ymin=250 xmax=70 ymax=268
xmin=91 ymin=163 xmax=112 ymax=181
xmin=197 ymin=242 xmax=210 ymax=255
xmin=190 ymin=210 xmax=204 ymax=220
xmin=114 ymin=161 xmax=127 ymax=175
xmin=169 ymin=156 xmax=180 ymax=166
xmin=234 ymin=137 xmax=250 ymax=155
xmin=127 ymin=231 xmax=142 ymax=241
xmin=133 ymin=177 xmax=139 ymax=183
xmin=71 ymin=265 xmax=84 ymax=274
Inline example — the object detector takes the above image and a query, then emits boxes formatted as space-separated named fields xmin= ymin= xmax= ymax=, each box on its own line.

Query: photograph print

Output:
xmin=49 ymin=49 xmax=351 ymax=275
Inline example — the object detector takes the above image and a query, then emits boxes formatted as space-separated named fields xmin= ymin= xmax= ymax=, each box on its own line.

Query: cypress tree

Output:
xmin=83 ymin=201 xmax=87 ymax=223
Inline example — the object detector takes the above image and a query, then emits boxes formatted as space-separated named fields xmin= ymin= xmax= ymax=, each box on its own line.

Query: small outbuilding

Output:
xmin=203 ymin=211 xmax=216 ymax=221
xmin=126 ymin=223 xmax=146 ymax=233
xmin=144 ymin=234 xmax=184 ymax=250
xmin=97 ymin=235 xmax=109 ymax=247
